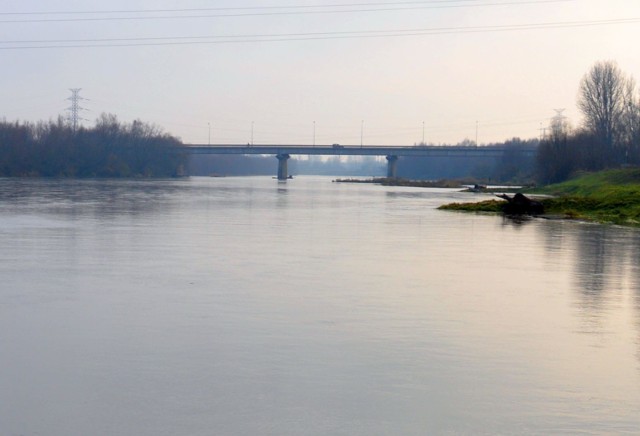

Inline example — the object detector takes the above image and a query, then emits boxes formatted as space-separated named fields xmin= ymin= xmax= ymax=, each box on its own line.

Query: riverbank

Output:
xmin=333 ymin=177 xmax=497 ymax=189
xmin=439 ymin=169 xmax=640 ymax=226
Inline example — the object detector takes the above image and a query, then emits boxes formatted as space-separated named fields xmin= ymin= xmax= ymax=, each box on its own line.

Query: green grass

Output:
xmin=439 ymin=169 xmax=640 ymax=226
xmin=438 ymin=199 xmax=504 ymax=213
xmin=537 ymin=169 xmax=640 ymax=225
xmin=538 ymin=168 xmax=640 ymax=196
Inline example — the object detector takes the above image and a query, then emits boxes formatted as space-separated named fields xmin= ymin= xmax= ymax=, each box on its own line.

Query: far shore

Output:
xmin=332 ymin=177 xmax=527 ymax=191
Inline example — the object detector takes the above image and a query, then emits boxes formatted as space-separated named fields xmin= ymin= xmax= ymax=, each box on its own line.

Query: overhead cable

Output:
xmin=0 ymin=17 xmax=637 ymax=50
xmin=0 ymin=0 xmax=576 ymax=24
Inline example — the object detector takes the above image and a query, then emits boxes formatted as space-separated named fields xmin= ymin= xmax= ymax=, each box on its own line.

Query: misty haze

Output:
xmin=2 ymin=1 xmax=640 ymax=435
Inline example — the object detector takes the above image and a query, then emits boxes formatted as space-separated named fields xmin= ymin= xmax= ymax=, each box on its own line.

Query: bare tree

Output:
xmin=620 ymin=80 xmax=640 ymax=163
xmin=577 ymin=61 xmax=630 ymax=164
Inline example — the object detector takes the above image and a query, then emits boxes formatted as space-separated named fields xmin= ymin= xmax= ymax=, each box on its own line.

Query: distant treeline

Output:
xmin=537 ymin=61 xmax=640 ymax=184
xmin=0 ymin=114 xmax=185 ymax=177
xmin=399 ymin=137 xmax=538 ymax=182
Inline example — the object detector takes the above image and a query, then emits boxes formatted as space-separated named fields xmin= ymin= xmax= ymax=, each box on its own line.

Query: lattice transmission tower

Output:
xmin=550 ymin=108 xmax=568 ymax=137
xmin=66 ymin=88 xmax=87 ymax=131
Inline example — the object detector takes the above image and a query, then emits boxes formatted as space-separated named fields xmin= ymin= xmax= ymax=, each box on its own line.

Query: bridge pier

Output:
xmin=276 ymin=153 xmax=290 ymax=180
xmin=386 ymin=155 xmax=398 ymax=178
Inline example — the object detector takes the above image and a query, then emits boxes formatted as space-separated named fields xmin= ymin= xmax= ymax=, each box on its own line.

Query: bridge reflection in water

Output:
xmin=186 ymin=144 xmax=537 ymax=180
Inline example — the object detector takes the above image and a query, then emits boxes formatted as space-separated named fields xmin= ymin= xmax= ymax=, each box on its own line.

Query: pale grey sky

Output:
xmin=1 ymin=0 xmax=639 ymax=145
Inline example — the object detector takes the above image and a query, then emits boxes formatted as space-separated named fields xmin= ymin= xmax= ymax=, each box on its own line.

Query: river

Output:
xmin=1 ymin=176 xmax=639 ymax=435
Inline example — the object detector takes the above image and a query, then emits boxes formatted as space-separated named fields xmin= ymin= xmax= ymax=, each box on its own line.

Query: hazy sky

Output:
xmin=1 ymin=0 xmax=639 ymax=145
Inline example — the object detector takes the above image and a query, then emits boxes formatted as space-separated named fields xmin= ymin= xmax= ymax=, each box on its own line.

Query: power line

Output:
xmin=0 ymin=17 xmax=637 ymax=50
xmin=0 ymin=0 xmax=573 ymax=16
xmin=0 ymin=1 xmax=494 ymax=15
xmin=0 ymin=0 xmax=575 ymax=24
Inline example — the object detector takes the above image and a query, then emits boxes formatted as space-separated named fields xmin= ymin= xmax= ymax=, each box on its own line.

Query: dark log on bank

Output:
xmin=496 ymin=193 xmax=544 ymax=215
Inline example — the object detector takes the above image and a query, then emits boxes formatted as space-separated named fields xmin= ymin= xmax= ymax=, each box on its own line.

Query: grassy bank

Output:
xmin=439 ymin=169 xmax=640 ymax=226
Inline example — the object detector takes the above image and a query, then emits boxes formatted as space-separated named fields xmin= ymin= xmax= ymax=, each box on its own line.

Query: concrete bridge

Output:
xmin=186 ymin=144 xmax=537 ymax=180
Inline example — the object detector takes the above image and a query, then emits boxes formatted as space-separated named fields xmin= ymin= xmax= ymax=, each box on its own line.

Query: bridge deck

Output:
xmin=185 ymin=144 xmax=537 ymax=157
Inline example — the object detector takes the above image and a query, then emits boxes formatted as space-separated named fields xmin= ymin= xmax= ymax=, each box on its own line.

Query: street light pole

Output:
xmin=208 ymin=122 xmax=211 ymax=145
xmin=360 ymin=120 xmax=364 ymax=148
xmin=475 ymin=121 xmax=478 ymax=146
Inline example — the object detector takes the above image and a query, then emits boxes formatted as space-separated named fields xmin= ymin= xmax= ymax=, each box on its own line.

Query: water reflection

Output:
xmin=537 ymin=220 xmax=640 ymax=355
xmin=574 ymin=226 xmax=610 ymax=299
xmin=0 ymin=178 xmax=187 ymax=219
xmin=3 ymin=177 xmax=640 ymax=434
xmin=500 ymin=215 xmax=533 ymax=228
xmin=538 ymin=219 xmax=568 ymax=255
xmin=625 ymin=231 xmax=640 ymax=364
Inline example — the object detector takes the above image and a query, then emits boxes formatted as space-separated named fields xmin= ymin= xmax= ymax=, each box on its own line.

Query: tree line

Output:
xmin=537 ymin=61 xmax=640 ymax=184
xmin=399 ymin=137 xmax=538 ymax=182
xmin=0 ymin=114 xmax=185 ymax=177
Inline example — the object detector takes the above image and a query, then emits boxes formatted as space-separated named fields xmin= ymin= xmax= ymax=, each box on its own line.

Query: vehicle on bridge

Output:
xmin=332 ymin=144 xmax=344 ymax=149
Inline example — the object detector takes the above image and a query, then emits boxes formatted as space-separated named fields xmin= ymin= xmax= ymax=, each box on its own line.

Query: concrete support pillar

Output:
xmin=276 ymin=154 xmax=290 ymax=180
xmin=386 ymin=155 xmax=398 ymax=178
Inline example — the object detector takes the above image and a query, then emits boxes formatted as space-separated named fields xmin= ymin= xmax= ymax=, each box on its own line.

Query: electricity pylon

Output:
xmin=66 ymin=88 xmax=87 ymax=131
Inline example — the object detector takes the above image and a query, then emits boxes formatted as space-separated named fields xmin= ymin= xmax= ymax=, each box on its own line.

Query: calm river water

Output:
xmin=1 ymin=176 xmax=640 ymax=435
